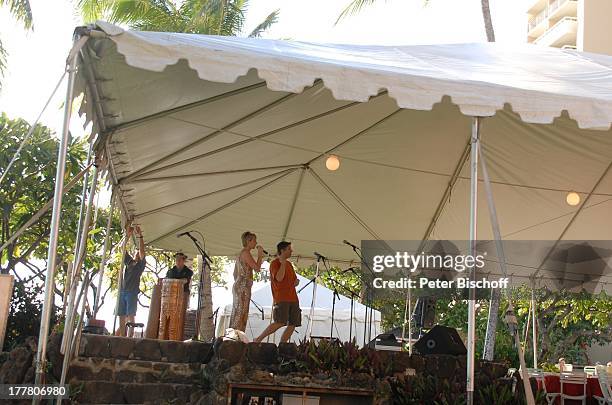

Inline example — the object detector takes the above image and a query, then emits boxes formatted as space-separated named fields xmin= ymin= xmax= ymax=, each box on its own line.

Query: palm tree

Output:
xmin=0 ymin=0 xmax=34 ymax=89
xmin=78 ymin=0 xmax=279 ymax=37
xmin=336 ymin=0 xmax=495 ymax=42
xmin=77 ymin=0 xmax=279 ymax=341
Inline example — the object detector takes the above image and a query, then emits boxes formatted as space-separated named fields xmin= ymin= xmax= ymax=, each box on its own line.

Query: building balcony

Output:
xmin=528 ymin=8 xmax=549 ymax=36
xmin=527 ymin=0 xmax=547 ymax=15
xmin=534 ymin=16 xmax=578 ymax=48
xmin=548 ymin=0 xmax=578 ymax=22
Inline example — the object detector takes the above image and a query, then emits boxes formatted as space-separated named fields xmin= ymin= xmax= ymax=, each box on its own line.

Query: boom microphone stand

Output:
xmin=178 ymin=231 xmax=212 ymax=340
xmin=325 ymin=267 xmax=360 ymax=342
xmin=343 ymin=240 xmax=376 ymax=346
xmin=304 ymin=252 xmax=326 ymax=339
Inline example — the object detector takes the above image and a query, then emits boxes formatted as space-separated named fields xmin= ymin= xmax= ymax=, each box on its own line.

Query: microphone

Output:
xmin=343 ymin=239 xmax=359 ymax=250
xmin=177 ymin=231 xmax=191 ymax=237
xmin=314 ymin=251 xmax=327 ymax=261
xmin=257 ymin=246 xmax=269 ymax=255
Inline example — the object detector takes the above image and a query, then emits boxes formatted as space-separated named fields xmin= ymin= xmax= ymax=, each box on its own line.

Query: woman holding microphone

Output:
xmin=229 ymin=231 xmax=264 ymax=332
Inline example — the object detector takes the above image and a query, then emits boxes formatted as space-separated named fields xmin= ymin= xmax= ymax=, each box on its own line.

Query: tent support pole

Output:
xmin=282 ymin=167 xmax=306 ymax=240
xmin=33 ymin=33 xmax=88 ymax=394
xmin=478 ymin=139 xmax=535 ymax=405
xmin=61 ymin=164 xmax=100 ymax=355
xmin=531 ymin=285 xmax=537 ymax=369
xmin=466 ymin=117 xmax=480 ymax=405
xmin=60 ymin=139 xmax=94 ymax=354
xmin=113 ymin=231 xmax=130 ymax=335
xmin=94 ymin=192 xmax=116 ymax=317
xmin=401 ymin=275 xmax=413 ymax=354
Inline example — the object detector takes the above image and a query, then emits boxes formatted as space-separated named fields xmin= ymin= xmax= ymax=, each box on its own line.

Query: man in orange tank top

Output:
xmin=254 ymin=241 xmax=301 ymax=343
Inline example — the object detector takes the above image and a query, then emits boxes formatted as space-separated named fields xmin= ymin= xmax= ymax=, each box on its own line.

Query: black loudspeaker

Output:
xmin=414 ymin=325 xmax=467 ymax=355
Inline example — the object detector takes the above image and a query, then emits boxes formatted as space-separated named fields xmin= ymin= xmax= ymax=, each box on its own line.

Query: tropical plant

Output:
xmin=78 ymin=0 xmax=279 ymax=37
xmin=0 ymin=113 xmax=127 ymax=322
xmin=4 ymin=278 xmax=58 ymax=351
xmin=336 ymin=0 xmax=495 ymax=42
xmin=0 ymin=0 xmax=33 ymax=88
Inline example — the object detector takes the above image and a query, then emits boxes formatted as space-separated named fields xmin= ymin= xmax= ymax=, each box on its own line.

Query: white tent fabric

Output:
xmin=215 ymin=274 xmax=381 ymax=344
xmin=76 ymin=22 xmax=612 ymax=292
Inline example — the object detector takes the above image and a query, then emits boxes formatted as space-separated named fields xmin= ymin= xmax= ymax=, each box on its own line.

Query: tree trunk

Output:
xmin=198 ymin=255 xmax=215 ymax=341
xmin=480 ymin=0 xmax=495 ymax=42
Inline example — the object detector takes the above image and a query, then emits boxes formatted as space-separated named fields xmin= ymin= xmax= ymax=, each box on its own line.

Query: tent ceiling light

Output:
xmin=326 ymin=155 xmax=340 ymax=171
xmin=566 ymin=192 xmax=580 ymax=206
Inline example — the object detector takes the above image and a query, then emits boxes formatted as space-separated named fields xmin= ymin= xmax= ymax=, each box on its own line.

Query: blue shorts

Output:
xmin=117 ymin=290 xmax=138 ymax=316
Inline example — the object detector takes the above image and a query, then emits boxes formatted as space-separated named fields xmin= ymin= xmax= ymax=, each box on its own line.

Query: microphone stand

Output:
xmin=327 ymin=268 xmax=360 ymax=343
xmin=181 ymin=232 xmax=212 ymax=341
xmin=306 ymin=254 xmax=324 ymax=340
xmin=250 ymin=298 xmax=265 ymax=320
xmin=346 ymin=242 xmax=376 ymax=346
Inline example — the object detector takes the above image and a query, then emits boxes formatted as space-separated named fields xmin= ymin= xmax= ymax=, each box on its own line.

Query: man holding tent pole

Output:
xmin=116 ymin=225 xmax=146 ymax=337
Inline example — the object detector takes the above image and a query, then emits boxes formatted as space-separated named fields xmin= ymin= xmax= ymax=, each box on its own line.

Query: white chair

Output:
xmin=584 ymin=366 xmax=597 ymax=376
xmin=560 ymin=372 xmax=587 ymax=405
xmin=593 ymin=365 xmax=612 ymax=405
xmin=526 ymin=368 xmax=558 ymax=405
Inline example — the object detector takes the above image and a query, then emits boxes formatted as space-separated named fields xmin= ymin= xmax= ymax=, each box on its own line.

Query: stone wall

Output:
xmin=0 ymin=334 xmax=510 ymax=404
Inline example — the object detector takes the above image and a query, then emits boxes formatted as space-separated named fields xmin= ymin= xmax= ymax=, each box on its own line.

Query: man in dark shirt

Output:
xmin=166 ymin=252 xmax=194 ymax=293
xmin=117 ymin=225 xmax=146 ymax=337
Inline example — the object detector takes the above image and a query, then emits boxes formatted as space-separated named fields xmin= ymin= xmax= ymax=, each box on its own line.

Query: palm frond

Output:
xmin=77 ymin=0 xmax=112 ymax=23
xmin=248 ymin=8 xmax=279 ymax=38
xmin=335 ymin=0 xmax=381 ymax=25
xmin=220 ymin=1 xmax=246 ymax=36
xmin=0 ymin=0 xmax=33 ymax=29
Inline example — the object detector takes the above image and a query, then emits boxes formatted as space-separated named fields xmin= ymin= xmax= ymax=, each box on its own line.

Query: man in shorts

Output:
xmin=254 ymin=241 xmax=301 ymax=343
xmin=117 ymin=225 xmax=146 ymax=337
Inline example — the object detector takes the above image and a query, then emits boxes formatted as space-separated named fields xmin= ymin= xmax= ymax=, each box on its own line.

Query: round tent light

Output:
xmin=566 ymin=191 xmax=580 ymax=206
xmin=326 ymin=155 xmax=340 ymax=171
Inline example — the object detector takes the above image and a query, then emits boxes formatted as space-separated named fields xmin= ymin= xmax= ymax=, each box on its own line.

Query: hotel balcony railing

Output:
xmin=528 ymin=8 xmax=548 ymax=32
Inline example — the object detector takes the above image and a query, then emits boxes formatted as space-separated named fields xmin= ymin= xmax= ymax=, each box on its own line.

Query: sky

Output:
xmin=0 ymin=0 xmax=529 ymax=332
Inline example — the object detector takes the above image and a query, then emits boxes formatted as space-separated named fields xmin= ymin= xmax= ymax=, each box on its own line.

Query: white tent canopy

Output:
xmin=75 ymin=21 xmax=612 ymax=292
xmin=216 ymin=274 xmax=381 ymax=344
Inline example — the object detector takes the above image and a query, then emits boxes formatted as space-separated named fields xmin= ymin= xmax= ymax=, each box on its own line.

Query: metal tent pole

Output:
xmin=466 ymin=117 xmax=480 ymax=405
xmin=531 ymin=285 xmax=537 ymax=369
xmin=479 ymin=142 xmax=535 ymax=405
xmin=113 ymin=231 xmax=130 ymax=335
xmin=61 ymin=164 xmax=100 ymax=355
xmin=58 ymin=272 xmax=89 ymax=385
xmin=60 ymin=141 xmax=93 ymax=354
xmin=408 ymin=277 xmax=412 ymax=355
xmin=93 ymin=192 xmax=116 ymax=317
xmin=33 ymin=34 xmax=88 ymax=392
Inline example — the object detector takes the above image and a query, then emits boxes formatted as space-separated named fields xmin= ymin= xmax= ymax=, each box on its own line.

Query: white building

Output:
xmin=527 ymin=0 xmax=612 ymax=54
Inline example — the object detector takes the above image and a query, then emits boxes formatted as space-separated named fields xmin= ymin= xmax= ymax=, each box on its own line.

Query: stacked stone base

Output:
xmin=1 ymin=334 xmax=510 ymax=404
xmin=67 ymin=334 xmax=214 ymax=404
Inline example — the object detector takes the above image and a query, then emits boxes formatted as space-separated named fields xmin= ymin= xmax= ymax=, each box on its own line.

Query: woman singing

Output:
xmin=229 ymin=231 xmax=264 ymax=331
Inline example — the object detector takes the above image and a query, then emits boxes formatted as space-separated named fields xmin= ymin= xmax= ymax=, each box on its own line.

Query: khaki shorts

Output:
xmin=272 ymin=301 xmax=301 ymax=326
